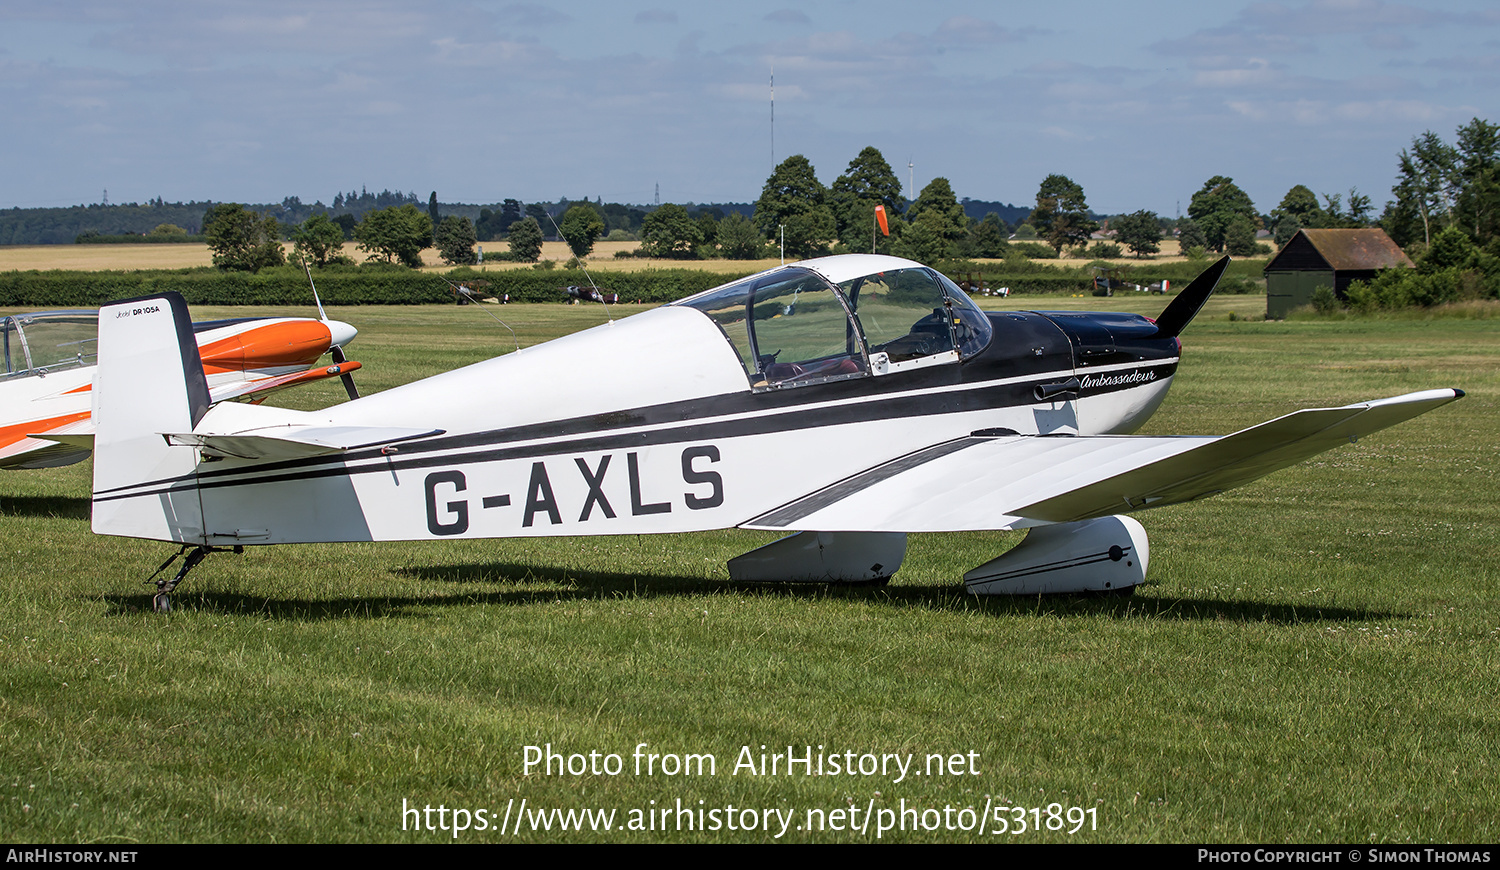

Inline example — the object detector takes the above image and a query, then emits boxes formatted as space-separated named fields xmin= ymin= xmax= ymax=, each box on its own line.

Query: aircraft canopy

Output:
xmin=673 ymin=260 xmax=991 ymax=390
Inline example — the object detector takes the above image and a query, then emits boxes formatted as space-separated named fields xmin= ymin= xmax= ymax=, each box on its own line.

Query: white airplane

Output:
xmin=85 ymin=255 xmax=1462 ymax=612
xmin=1 ymin=308 xmax=360 ymax=470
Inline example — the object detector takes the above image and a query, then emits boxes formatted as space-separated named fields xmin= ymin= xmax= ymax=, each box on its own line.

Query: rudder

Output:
xmin=91 ymin=293 xmax=210 ymax=543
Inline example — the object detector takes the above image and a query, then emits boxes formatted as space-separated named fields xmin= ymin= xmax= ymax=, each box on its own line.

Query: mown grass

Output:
xmin=1 ymin=297 xmax=1496 ymax=843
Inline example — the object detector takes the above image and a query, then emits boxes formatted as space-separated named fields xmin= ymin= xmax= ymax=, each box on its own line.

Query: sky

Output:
xmin=2 ymin=0 xmax=1497 ymax=218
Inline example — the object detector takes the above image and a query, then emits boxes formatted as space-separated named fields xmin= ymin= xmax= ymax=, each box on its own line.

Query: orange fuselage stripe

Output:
xmin=1 ymin=411 xmax=93 ymax=449
xmin=198 ymin=321 xmax=332 ymax=374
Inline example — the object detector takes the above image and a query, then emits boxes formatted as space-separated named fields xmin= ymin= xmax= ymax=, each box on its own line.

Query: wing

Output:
xmin=741 ymin=389 xmax=1464 ymax=533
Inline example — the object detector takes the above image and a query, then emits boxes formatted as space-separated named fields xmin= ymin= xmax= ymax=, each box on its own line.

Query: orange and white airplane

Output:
xmin=1 ymin=308 xmax=359 ymax=469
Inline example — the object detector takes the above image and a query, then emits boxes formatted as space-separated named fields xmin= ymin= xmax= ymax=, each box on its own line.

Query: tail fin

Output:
xmin=1152 ymin=256 xmax=1228 ymax=339
xmin=91 ymin=293 xmax=210 ymax=543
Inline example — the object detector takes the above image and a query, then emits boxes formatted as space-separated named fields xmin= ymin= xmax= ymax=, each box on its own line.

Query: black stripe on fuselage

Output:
xmin=748 ymin=436 xmax=987 ymax=528
xmin=94 ymin=356 xmax=1179 ymax=503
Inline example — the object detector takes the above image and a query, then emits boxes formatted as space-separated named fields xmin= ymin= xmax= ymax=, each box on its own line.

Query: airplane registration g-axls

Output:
xmin=88 ymin=254 xmax=1462 ymax=612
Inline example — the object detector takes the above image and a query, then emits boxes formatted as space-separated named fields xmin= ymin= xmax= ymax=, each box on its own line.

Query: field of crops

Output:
xmin=0 ymin=237 xmax=1199 ymax=274
xmin=1 ymin=293 xmax=1496 ymax=843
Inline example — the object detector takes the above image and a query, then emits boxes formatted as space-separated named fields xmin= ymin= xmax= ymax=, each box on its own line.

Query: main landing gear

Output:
xmin=724 ymin=516 xmax=1150 ymax=596
xmin=143 ymin=544 xmax=242 ymax=613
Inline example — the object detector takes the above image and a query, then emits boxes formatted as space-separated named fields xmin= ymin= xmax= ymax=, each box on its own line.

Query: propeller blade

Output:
xmin=330 ymin=345 xmax=360 ymax=400
xmin=1152 ymin=256 xmax=1229 ymax=339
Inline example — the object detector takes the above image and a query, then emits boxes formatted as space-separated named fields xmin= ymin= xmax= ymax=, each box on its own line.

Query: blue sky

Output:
xmin=2 ymin=1 xmax=1496 ymax=217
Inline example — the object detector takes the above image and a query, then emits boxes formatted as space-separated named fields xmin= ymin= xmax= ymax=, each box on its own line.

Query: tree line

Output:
xmin=28 ymin=117 xmax=1500 ymax=308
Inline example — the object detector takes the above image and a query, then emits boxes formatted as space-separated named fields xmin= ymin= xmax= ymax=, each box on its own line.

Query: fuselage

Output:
xmin=137 ymin=255 xmax=1184 ymax=546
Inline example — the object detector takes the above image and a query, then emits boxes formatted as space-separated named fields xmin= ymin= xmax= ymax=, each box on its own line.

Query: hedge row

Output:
xmin=0 ymin=257 xmax=1263 ymax=309
xmin=0 ymin=267 xmax=758 ymax=308
xmin=449 ymin=268 xmax=758 ymax=304
xmin=76 ymin=234 xmax=206 ymax=245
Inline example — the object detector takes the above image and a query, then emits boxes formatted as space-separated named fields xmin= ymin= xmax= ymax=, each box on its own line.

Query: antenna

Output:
xmin=440 ymin=277 xmax=521 ymax=354
xmin=544 ymin=211 xmax=613 ymax=324
xmin=303 ymin=262 xmax=359 ymax=400
xmin=907 ymin=159 xmax=914 ymax=202
xmin=770 ymin=62 xmax=775 ymax=170
xmin=303 ymin=261 xmax=329 ymax=323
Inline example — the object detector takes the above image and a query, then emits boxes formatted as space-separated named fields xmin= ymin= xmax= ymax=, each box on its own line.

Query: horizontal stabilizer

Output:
xmin=25 ymin=416 xmax=96 ymax=449
xmin=742 ymin=388 xmax=1463 ymax=533
xmin=166 ymin=424 xmax=442 ymax=461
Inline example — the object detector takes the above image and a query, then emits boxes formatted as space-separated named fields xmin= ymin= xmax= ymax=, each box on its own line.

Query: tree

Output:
xmin=500 ymin=199 xmax=524 ymax=228
xmin=1224 ymin=214 xmax=1258 ymax=256
xmin=1346 ymin=188 xmax=1374 ymax=225
xmin=1029 ymin=174 xmax=1097 ymax=254
xmin=1188 ymin=176 xmax=1258 ymax=252
xmin=435 ymin=215 xmax=478 ymax=266
xmin=900 ymin=209 xmax=959 ymax=263
xmin=291 ymin=213 xmax=347 ymax=267
xmin=427 ymin=192 xmax=441 ymax=243
xmin=696 ymin=212 xmax=719 ymax=246
xmin=204 ymin=203 xmax=285 ymax=272
xmin=1274 ymin=213 xmax=1303 ymax=248
xmin=961 ymin=213 xmax=1010 ymax=259
xmin=640 ymin=204 xmax=702 ymax=258
xmin=753 ymin=155 xmax=836 ymax=259
xmin=1272 ymin=185 xmax=1325 ymax=238
xmin=1394 ymin=131 xmax=1459 ymax=247
xmin=904 ymin=177 xmax=967 ymax=254
xmin=474 ymin=208 xmax=506 ymax=241
xmin=1315 ymin=188 xmax=1373 ymax=229
xmin=1419 ymin=225 xmax=1480 ymax=274
xmin=355 ymin=204 xmax=431 ymax=268
xmin=716 ymin=212 xmax=765 ymax=260
xmin=1455 ymin=118 xmax=1500 ymax=243
xmin=1176 ymin=218 xmax=1209 ymax=254
xmin=1113 ymin=210 xmax=1161 ymax=258
xmin=829 ymin=146 xmax=906 ymax=252
xmin=507 ymin=216 xmax=543 ymax=262
xmin=525 ymin=203 xmax=550 ymax=236
xmin=558 ymin=204 xmax=605 ymax=258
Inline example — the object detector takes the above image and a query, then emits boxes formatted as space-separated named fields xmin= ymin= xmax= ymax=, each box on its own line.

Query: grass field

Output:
xmin=1 ymin=294 xmax=1496 ymax=843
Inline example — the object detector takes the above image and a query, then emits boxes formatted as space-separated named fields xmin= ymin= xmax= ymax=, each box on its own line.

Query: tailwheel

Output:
xmin=142 ymin=544 xmax=243 ymax=613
